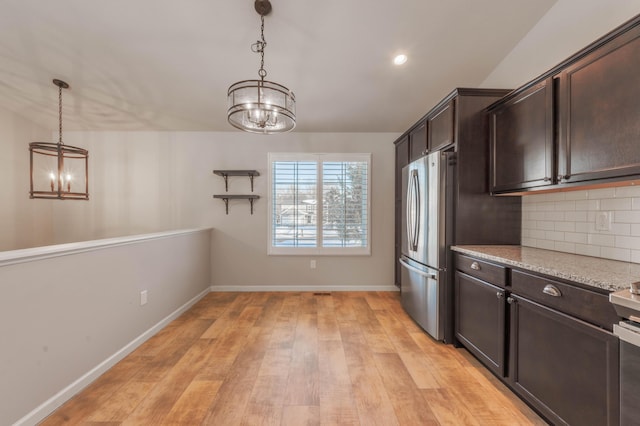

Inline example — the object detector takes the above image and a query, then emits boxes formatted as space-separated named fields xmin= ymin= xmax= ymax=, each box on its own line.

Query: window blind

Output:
xmin=271 ymin=161 xmax=317 ymax=247
xmin=269 ymin=153 xmax=371 ymax=255
xmin=322 ymin=161 xmax=368 ymax=248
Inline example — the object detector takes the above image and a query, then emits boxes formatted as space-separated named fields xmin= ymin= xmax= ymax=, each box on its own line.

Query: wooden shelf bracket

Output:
xmin=213 ymin=195 xmax=260 ymax=215
xmin=213 ymin=170 xmax=260 ymax=192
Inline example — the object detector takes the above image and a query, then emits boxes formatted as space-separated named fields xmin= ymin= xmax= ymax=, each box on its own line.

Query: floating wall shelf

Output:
xmin=213 ymin=170 xmax=259 ymax=192
xmin=213 ymin=170 xmax=260 ymax=214
xmin=213 ymin=195 xmax=260 ymax=215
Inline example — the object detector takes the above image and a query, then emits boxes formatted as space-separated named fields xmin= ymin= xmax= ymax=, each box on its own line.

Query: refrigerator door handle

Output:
xmin=406 ymin=172 xmax=413 ymax=251
xmin=413 ymin=170 xmax=420 ymax=251
xmin=408 ymin=170 xmax=420 ymax=251
xmin=399 ymin=257 xmax=437 ymax=280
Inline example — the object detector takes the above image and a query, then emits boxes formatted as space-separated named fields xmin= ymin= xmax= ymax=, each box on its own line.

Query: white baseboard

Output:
xmin=210 ymin=285 xmax=399 ymax=292
xmin=14 ymin=287 xmax=211 ymax=426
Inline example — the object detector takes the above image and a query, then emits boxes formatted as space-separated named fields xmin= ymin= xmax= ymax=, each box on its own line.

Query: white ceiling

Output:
xmin=0 ymin=0 xmax=556 ymax=133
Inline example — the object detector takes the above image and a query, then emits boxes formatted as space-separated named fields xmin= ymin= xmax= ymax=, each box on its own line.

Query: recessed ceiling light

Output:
xmin=393 ymin=54 xmax=408 ymax=66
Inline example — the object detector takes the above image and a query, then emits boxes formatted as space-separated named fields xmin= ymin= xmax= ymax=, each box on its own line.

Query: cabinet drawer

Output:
xmin=511 ymin=270 xmax=617 ymax=330
xmin=455 ymin=254 xmax=507 ymax=288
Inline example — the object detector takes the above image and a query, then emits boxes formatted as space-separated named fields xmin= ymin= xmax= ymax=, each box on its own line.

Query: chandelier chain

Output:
xmin=58 ymin=83 xmax=64 ymax=145
xmin=258 ymin=14 xmax=267 ymax=80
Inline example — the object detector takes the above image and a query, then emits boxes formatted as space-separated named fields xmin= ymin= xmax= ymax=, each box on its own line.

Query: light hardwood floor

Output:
xmin=41 ymin=291 xmax=547 ymax=425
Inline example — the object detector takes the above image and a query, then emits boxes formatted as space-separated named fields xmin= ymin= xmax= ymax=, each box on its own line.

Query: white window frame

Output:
xmin=268 ymin=152 xmax=372 ymax=256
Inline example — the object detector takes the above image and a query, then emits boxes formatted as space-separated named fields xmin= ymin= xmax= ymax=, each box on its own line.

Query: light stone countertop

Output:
xmin=451 ymin=245 xmax=640 ymax=292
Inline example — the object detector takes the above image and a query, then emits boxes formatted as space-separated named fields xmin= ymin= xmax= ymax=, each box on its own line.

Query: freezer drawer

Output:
xmin=400 ymin=256 xmax=442 ymax=340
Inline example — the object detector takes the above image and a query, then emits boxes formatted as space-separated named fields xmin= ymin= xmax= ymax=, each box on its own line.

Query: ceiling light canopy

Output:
xmin=227 ymin=0 xmax=296 ymax=134
xmin=29 ymin=79 xmax=89 ymax=200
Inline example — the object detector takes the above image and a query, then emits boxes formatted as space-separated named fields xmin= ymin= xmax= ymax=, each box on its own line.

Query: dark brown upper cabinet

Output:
xmin=490 ymin=79 xmax=554 ymax=194
xmin=428 ymin=99 xmax=455 ymax=152
xmin=490 ymin=14 xmax=640 ymax=194
xmin=408 ymin=120 xmax=428 ymax=162
xmin=557 ymin=21 xmax=640 ymax=184
xmin=395 ymin=135 xmax=409 ymax=201
xmin=408 ymin=100 xmax=454 ymax=164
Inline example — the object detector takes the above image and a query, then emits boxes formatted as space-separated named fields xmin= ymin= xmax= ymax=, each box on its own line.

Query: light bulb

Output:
xmin=393 ymin=54 xmax=408 ymax=66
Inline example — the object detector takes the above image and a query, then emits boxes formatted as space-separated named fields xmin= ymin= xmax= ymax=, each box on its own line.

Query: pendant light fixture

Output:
xmin=227 ymin=0 xmax=296 ymax=134
xmin=29 ymin=79 xmax=89 ymax=200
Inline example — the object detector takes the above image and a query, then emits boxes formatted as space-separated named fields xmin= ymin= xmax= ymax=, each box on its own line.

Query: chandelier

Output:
xmin=227 ymin=0 xmax=296 ymax=134
xmin=29 ymin=79 xmax=89 ymax=200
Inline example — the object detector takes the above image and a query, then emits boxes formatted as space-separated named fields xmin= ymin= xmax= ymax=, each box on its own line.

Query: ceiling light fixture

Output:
xmin=29 ymin=79 xmax=89 ymax=200
xmin=394 ymin=54 xmax=408 ymax=66
xmin=227 ymin=0 xmax=296 ymax=134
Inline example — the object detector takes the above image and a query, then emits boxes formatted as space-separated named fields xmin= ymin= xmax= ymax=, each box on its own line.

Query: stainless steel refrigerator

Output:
xmin=400 ymin=151 xmax=447 ymax=340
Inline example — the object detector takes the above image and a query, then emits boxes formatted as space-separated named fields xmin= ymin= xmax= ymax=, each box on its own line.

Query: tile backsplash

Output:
xmin=521 ymin=185 xmax=640 ymax=264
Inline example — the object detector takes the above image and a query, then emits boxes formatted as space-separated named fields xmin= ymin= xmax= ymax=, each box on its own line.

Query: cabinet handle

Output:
xmin=543 ymin=284 xmax=562 ymax=297
xmin=496 ymin=291 xmax=503 ymax=299
xmin=543 ymin=177 xmax=551 ymax=182
xmin=470 ymin=261 xmax=481 ymax=271
xmin=507 ymin=296 xmax=516 ymax=305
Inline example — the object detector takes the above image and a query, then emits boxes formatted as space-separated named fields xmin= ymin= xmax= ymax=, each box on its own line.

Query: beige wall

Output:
xmin=56 ymin=131 xmax=398 ymax=289
xmin=0 ymin=119 xmax=397 ymax=288
xmin=0 ymin=106 xmax=55 ymax=250
xmin=482 ymin=0 xmax=640 ymax=89
xmin=1 ymin=229 xmax=211 ymax=426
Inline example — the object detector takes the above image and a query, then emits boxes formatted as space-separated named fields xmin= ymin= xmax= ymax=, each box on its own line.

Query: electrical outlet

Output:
xmin=595 ymin=211 xmax=612 ymax=231
xmin=310 ymin=259 xmax=316 ymax=269
xmin=140 ymin=290 xmax=148 ymax=306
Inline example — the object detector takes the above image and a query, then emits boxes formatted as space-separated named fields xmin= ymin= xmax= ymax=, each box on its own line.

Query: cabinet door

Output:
xmin=409 ymin=120 xmax=428 ymax=162
xmin=455 ymin=272 xmax=506 ymax=376
xmin=490 ymin=79 xmax=554 ymax=193
xmin=558 ymin=23 xmax=640 ymax=184
xmin=394 ymin=136 xmax=409 ymax=287
xmin=395 ymin=135 xmax=409 ymax=201
xmin=429 ymin=100 xmax=455 ymax=152
xmin=394 ymin=199 xmax=401 ymax=287
xmin=508 ymin=295 xmax=619 ymax=426
xmin=621 ymin=341 xmax=640 ymax=426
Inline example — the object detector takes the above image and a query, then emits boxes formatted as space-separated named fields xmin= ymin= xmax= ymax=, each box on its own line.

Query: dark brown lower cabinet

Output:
xmin=620 ymin=341 xmax=640 ymax=425
xmin=508 ymin=295 xmax=620 ymax=426
xmin=454 ymin=272 xmax=506 ymax=377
